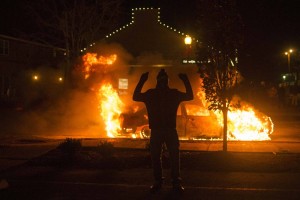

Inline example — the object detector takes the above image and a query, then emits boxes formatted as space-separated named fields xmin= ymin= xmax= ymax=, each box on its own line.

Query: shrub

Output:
xmin=97 ymin=141 xmax=115 ymax=158
xmin=58 ymin=138 xmax=82 ymax=156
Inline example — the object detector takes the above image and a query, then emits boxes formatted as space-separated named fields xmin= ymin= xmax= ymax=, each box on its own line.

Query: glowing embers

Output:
xmin=98 ymin=83 xmax=124 ymax=138
xmin=82 ymin=53 xmax=117 ymax=79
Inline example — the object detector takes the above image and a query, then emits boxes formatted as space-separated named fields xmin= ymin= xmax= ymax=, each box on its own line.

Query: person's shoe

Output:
xmin=149 ymin=182 xmax=162 ymax=194
xmin=172 ymin=184 xmax=184 ymax=193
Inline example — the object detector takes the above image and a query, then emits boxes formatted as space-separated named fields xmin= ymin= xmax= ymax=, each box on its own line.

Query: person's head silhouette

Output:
xmin=156 ymin=69 xmax=169 ymax=89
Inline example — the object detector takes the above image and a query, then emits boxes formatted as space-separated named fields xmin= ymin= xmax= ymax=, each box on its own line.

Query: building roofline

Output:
xmin=81 ymin=7 xmax=198 ymax=53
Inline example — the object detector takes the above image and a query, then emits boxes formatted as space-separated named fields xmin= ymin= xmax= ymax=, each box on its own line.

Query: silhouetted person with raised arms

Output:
xmin=133 ymin=69 xmax=193 ymax=193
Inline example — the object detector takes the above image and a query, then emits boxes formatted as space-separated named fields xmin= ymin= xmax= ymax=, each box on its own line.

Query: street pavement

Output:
xmin=2 ymin=173 xmax=300 ymax=200
xmin=0 ymin=139 xmax=61 ymax=172
xmin=1 ymin=138 xmax=300 ymax=199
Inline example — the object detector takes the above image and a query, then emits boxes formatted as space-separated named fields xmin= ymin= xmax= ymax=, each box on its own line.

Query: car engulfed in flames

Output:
xmin=81 ymin=52 xmax=274 ymax=141
xmin=123 ymin=102 xmax=223 ymax=140
xmin=119 ymin=101 xmax=273 ymax=141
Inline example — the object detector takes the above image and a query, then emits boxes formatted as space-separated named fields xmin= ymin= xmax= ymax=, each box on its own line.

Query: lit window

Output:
xmin=0 ymin=39 xmax=9 ymax=55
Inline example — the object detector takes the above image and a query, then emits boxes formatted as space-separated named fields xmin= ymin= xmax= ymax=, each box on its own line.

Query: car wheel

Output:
xmin=140 ymin=126 xmax=151 ymax=139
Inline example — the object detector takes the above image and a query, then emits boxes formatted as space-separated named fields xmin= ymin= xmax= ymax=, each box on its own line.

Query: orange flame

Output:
xmin=98 ymin=83 xmax=124 ymax=138
xmin=82 ymin=53 xmax=117 ymax=79
xmin=197 ymin=79 xmax=273 ymax=141
xmin=227 ymin=106 xmax=273 ymax=140
xmin=213 ymin=105 xmax=273 ymax=141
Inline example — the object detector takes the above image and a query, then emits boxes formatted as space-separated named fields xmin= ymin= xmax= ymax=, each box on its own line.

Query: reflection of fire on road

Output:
xmin=81 ymin=52 xmax=273 ymax=141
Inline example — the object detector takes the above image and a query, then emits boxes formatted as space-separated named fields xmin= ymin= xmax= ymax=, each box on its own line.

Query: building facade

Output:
xmin=0 ymin=34 xmax=65 ymax=106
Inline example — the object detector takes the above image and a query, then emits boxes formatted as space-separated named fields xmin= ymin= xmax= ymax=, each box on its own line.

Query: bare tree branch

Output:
xmin=24 ymin=0 xmax=123 ymax=84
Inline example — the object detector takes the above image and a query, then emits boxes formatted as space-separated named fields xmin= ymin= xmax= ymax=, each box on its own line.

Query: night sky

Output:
xmin=236 ymin=0 xmax=300 ymax=81
xmin=1 ymin=0 xmax=300 ymax=82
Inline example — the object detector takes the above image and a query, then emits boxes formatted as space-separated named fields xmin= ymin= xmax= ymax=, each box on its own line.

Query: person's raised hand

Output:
xmin=140 ymin=72 xmax=149 ymax=82
xmin=178 ymin=73 xmax=188 ymax=81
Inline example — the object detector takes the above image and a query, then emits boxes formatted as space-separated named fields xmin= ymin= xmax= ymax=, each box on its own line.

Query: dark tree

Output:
xmin=25 ymin=0 xmax=123 ymax=84
xmin=196 ymin=0 xmax=244 ymax=151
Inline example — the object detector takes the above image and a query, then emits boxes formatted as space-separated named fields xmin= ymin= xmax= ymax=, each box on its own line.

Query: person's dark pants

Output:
xmin=150 ymin=128 xmax=181 ymax=185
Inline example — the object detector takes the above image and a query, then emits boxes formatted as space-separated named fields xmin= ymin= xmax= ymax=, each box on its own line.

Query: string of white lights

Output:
xmin=80 ymin=7 xmax=197 ymax=53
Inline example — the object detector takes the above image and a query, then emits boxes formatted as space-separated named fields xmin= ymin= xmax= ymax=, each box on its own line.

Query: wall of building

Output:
xmin=0 ymin=35 xmax=66 ymax=106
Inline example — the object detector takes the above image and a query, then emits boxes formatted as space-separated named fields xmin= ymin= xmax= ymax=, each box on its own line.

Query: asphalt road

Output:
xmin=1 ymin=168 xmax=300 ymax=200
xmin=1 ymin=138 xmax=300 ymax=199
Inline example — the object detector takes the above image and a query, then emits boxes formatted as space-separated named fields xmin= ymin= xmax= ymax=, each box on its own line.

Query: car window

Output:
xmin=185 ymin=104 xmax=210 ymax=116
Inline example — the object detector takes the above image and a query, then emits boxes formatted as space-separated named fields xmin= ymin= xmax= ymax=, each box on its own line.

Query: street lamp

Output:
xmin=33 ymin=75 xmax=39 ymax=81
xmin=284 ymin=49 xmax=293 ymax=73
xmin=184 ymin=35 xmax=192 ymax=61
xmin=283 ymin=75 xmax=286 ymax=81
xmin=184 ymin=35 xmax=192 ymax=45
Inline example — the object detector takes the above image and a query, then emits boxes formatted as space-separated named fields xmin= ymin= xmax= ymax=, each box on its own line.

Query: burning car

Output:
xmin=176 ymin=103 xmax=222 ymax=140
xmin=119 ymin=107 xmax=149 ymax=138
xmin=119 ymin=102 xmax=222 ymax=140
xmin=80 ymin=53 xmax=273 ymax=141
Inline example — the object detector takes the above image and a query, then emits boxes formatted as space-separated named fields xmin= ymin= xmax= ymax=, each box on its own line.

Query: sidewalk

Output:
xmin=0 ymin=139 xmax=60 ymax=171
xmin=83 ymin=138 xmax=300 ymax=153
xmin=1 ymin=138 xmax=300 ymax=174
